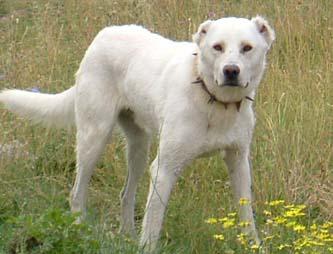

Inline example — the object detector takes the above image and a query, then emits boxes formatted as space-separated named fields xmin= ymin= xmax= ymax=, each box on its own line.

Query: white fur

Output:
xmin=0 ymin=87 xmax=75 ymax=128
xmin=0 ymin=16 xmax=274 ymax=252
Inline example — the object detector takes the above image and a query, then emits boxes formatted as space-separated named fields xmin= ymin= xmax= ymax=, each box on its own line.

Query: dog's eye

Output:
xmin=242 ymin=44 xmax=253 ymax=52
xmin=213 ymin=44 xmax=223 ymax=52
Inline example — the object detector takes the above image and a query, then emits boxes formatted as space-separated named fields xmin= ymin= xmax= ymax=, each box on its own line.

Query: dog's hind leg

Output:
xmin=70 ymin=74 xmax=123 ymax=219
xmin=118 ymin=111 xmax=150 ymax=238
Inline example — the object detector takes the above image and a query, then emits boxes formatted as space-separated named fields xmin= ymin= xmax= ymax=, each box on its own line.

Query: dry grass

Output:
xmin=0 ymin=0 xmax=332 ymax=253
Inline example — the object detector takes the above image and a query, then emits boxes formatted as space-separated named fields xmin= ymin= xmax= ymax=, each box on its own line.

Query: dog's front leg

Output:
xmin=140 ymin=153 xmax=187 ymax=252
xmin=224 ymin=147 xmax=260 ymax=244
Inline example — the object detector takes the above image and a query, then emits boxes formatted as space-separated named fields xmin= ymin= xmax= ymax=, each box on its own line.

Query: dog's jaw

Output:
xmin=195 ymin=54 xmax=256 ymax=104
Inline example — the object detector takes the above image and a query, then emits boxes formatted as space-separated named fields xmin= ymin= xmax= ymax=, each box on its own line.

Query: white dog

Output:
xmin=0 ymin=16 xmax=275 ymax=251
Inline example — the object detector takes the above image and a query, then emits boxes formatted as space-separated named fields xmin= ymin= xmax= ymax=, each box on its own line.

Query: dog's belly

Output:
xmin=120 ymin=81 xmax=166 ymax=134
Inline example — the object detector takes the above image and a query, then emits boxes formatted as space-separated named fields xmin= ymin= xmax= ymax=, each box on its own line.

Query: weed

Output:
xmin=2 ymin=208 xmax=99 ymax=253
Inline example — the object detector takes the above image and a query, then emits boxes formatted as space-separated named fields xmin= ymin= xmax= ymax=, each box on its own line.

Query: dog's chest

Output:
xmin=199 ymin=107 xmax=254 ymax=152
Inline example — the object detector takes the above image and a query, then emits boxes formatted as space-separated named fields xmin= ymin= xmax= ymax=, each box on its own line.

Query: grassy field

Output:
xmin=0 ymin=0 xmax=332 ymax=253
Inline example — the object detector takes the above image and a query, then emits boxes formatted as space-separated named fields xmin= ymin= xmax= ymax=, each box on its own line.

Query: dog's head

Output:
xmin=193 ymin=16 xmax=275 ymax=101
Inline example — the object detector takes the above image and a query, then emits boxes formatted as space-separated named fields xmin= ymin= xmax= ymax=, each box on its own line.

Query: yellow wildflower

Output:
xmin=237 ymin=233 xmax=247 ymax=245
xmin=284 ymin=204 xmax=295 ymax=209
xmin=239 ymin=198 xmax=250 ymax=206
xmin=227 ymin=212 xmax=237 ymax=217
xmin=223 ymin=218 xmax=236 ymax=229
xmin=293 ymin=224 xmax=306 ymax=233
xmin=274 ymin=216 xmax=287 ymax=224
xmin=284 ymin=210 xmax=305 ymax=217
xmin=263 ymin=210 xmax=272 ymax=216
xmin=263 ymin=235 xmax=274 ymax=241
xmin=322 ymin=221 xmax=333 ymax=229
xmin=206 ymin=218 xmax=218 ymax=224
xmin=268 ymin=200 xmax=285 ymax=206
xmin=315 ymin=231 xmax=330 ymax=240
xmin=277 ymin=244 xmax=291 ymax=250
xmin=218 ymin=217 xmax=228 ymax=223
xmin=239 ymin=221 xmax=251 ymax=228
xmin=310 ymin=223 xmax=317 ymax=231
xmin=307 ymin=240 xmax=324 ymax=246
xmin=294 ymin=239 xmax=307 ymax=250
xmin=206 ymin=201 xmax=333 ymax=253
xmin=213 ymin=234 xmax=225 ymax=241
xmin=250 ymin=244 xmax=259 ymax=250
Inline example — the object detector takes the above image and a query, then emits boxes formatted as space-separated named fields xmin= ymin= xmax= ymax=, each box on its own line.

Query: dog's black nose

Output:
xmin=223 ymin=65 xmax=240 ymax=80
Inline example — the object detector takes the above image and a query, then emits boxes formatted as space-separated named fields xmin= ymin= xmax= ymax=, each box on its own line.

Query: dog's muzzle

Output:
xmin=223 ymin=64 xmax=240 ymax=87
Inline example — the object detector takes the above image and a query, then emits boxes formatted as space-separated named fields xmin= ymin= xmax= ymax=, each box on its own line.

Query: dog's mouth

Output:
xmin=216 ymin=80 xmax=249 ymax=88
xmin=223 ymin=81 xmax=240 ymax=87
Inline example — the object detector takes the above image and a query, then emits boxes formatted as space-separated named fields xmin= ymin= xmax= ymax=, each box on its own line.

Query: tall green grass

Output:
xmin=0 ymin=0 xmax=332 ymax=253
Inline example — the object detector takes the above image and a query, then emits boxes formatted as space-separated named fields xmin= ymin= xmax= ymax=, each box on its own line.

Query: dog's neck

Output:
xmin=192 ymin=53 xmax=254 ymax=112
xmin=191 ymin=77 xmax=254 ymax=111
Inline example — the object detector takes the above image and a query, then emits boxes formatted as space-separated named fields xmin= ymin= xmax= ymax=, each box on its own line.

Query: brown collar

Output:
xmin=192 ymin=77 xmax=254 ymax=112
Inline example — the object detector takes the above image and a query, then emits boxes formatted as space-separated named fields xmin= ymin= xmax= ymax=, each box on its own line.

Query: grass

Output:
xmin=0 ymin=0 xmax=332 ymax=253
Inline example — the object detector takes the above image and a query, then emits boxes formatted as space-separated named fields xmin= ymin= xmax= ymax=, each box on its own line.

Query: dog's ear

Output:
xmin=193 ymin=20 xmax=213 ymax=46
xmin=251 ymin=16 xmax=275 ymax=49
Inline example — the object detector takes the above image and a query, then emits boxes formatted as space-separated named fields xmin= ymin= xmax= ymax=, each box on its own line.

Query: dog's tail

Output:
xmin=0 ymin=86 xmax=76 ymax=128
